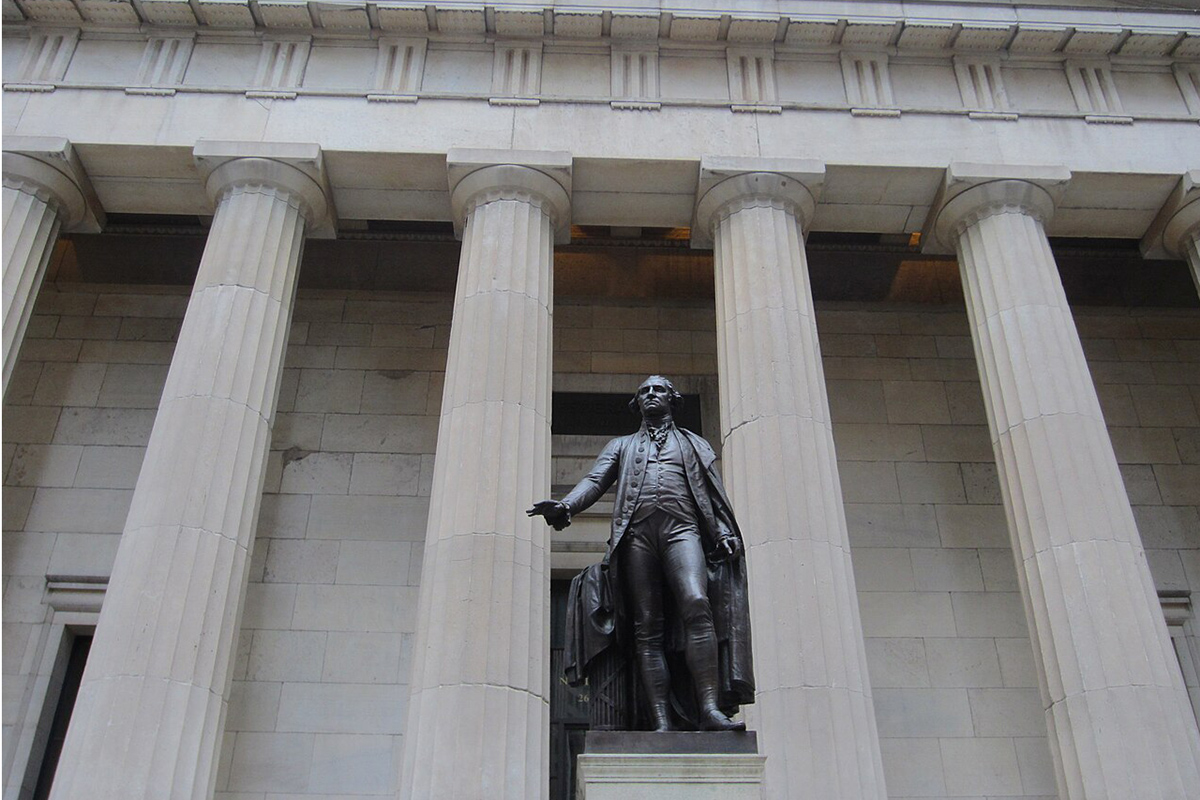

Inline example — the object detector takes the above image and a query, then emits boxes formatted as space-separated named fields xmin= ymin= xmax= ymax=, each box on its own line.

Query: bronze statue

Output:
xmin=529 ymin=376 xmax=754 ymax=732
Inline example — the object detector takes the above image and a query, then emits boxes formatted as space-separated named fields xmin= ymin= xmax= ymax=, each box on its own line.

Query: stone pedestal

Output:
xmin=2 ymin=137 xmax=101 ymax=395
xmin=577 ymin=731 xmax=765 ymax=800
xmin=1142 ymin=169 xmax=1200 ymax=298
xmin=694 ymin=158 xmax=887 ymax=800
xmin=398 ymin=150 xmax=571 ymax=800
xmin=927 ymin=164 xmax=1200 ymax=800
xmin=48 ymin=144 xmax=331 ymax=800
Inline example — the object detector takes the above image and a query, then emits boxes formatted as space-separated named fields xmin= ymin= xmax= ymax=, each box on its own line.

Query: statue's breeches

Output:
xmin=620 ymin=509 xmax=720 ymax=717
xmin=622 ymin=511 xmax=713 ymax=638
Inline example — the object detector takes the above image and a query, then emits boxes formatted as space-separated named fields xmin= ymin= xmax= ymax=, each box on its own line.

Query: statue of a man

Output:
xmin=529 ymin=376 xmax=754 ymax=732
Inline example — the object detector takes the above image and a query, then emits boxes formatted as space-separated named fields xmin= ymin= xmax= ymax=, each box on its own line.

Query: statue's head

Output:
xmin=629 ymin=375 xmax=684 ymax=419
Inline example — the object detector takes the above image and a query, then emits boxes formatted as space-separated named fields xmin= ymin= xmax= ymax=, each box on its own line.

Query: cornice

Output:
xmin=4 ymin=1 xmax=1199 ymax=60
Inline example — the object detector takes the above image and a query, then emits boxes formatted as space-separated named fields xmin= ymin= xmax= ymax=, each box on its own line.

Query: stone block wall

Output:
xmin=0 ymin=283 xmax=453 ymax=799
xmin=3 ymin=284 xmax=183 ymax=787
xmin=3 ymin=281 xmax=1198 ymax=800
xmin=553 ymin=298 xmax=719 ymax=379
xmin=217 ymin=291 xmax=450 ymax=798
xmin=821 ymin=304 xmax=1053 ymax=799
xmin=819 ymin=302 xmax=1200 ymax=800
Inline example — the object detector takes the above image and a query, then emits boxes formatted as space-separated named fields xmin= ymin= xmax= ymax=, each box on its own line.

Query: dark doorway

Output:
xmin=551 ymin=392 xmax=703 ymax=436
xmin=33 ymin=634 xmax=92 ymax=800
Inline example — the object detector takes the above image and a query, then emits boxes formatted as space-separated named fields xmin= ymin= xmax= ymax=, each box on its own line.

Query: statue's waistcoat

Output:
xmin=560 ymin=427 xmax=741 ymax=566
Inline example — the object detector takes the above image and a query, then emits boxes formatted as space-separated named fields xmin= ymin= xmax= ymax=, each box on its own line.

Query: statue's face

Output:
xmin=636 ymin=377 xmax=673 ymax=418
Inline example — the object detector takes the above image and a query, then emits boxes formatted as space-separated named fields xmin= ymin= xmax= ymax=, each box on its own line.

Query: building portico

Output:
xmin=4 ymin=2 xmax=1200 ymax=800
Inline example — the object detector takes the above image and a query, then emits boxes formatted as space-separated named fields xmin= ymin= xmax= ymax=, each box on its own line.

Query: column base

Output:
xmin=577 ymin=731 xmax=765 ymax=800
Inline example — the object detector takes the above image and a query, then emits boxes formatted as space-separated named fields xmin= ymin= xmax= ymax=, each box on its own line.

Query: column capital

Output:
xmin=1141 ymin=170 xmax=1200 ymax=259
xmin=447 ymin=148 xmax=572 ymax=244
xmin=922 ymin=162 xmax=1071 ymax=254
xmin=692 ymin=156 xmax=825 ymax=248
xmin=3 ymin=136 xmax=104 ymax=232
xmin=193 ymin=140 xmax=336 ymax=238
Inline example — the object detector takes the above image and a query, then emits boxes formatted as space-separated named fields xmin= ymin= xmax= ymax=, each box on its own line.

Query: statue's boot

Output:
xmin=687 ymin=625 xmax=746 ymax=732
xmin=637 ymin=648 xmax=676 ymax=732
xmin=698 ymin=705 xmax=746 ymax=732
xmin=650 ymin=703 xmax=675 ymax=732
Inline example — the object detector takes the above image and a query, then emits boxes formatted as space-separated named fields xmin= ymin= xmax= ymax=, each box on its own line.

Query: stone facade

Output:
xmin=3 ymin=1 xmax=1200 ymax=799
xmin=6 ymin=280 xmax=1199 ymax=799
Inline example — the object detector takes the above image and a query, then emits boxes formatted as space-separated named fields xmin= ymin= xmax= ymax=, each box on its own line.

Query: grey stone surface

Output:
xmin=8 ymin=282 xmax=1189 ymax=800
xmin=584 ymin=730 xmax=758 ymax=754
xmin=400 ymin=158 xmax=563 ymax=800
xmin=941 ymin=172 xmax=1200 ymax=798
xmin=3 ymin=140 xmax=100 ymax=395
xmin=705 ymin=164 xmax=886 ymax=799
xmin=10 ymin=283 xmax=1193 ymax=800
xmin=1 ymin=23 xmax=1198 ymax=792
xmin=576 ymin=751 xmax=766 ymax=800
xmin=45 ymin=152 xmax=326 ymax=800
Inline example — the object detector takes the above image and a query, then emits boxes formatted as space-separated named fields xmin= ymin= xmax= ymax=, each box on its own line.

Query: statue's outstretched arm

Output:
xmin=527 ymin=437 xmax=622 ymax=530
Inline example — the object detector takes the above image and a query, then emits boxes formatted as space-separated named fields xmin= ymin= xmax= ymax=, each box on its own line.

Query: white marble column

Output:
xmin=694 ymin=159 xmax=887 ymax=800
xmin=927 ymin=165 xmax=1200 ymax=800
xmin=399 ymin=150 xmax=570 ymax=800
xmin=49 ymin=144 xmax=331 ymax=800
xmin=1142 ymin=169 xmax=1200 ymax=298
xmin=2 ymin=138 xmax=101 ymax=396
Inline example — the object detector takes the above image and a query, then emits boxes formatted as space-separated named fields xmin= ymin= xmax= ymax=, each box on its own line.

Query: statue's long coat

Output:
xmin=561 ymin=426 xmax=755 ymax=713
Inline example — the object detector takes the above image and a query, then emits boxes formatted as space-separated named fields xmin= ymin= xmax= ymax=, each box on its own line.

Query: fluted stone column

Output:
xmin=1142 ymin=169 xmax=1200 ymax=298
xmin=926 ymin=164 xmax=1200 ymax=800
xmin=50 ymin=144 xmax=331 ymax=800
xmin=1186 ymin=227 xmax=1200 ymax=294
xmin=694 ymin=159 xmax=887 ymax=800
xmin=399 ymin=150 xmax=570 ymax=800
xmin=2 ymin=138 xmax=101 ymax=395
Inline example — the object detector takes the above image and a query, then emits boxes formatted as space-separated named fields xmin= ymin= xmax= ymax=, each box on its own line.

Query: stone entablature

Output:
xmin=4 ymin=7 xmax=1200 ymax=244
xmin=4 ymin=1 xmax=1200 ymax=123
xmin=4 ymin=0 xmax=1200 ymax=56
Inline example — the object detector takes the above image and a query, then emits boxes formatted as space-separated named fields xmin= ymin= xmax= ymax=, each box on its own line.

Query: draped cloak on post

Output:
xmin=560 ymin=426 xmax=755 ymax=722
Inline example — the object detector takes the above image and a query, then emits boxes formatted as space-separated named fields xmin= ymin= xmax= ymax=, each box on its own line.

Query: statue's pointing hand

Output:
xmin=527 ymin=500 xmax=572 ymax=531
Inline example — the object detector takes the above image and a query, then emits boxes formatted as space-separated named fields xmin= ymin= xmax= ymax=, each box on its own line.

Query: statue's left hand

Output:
xmin=716 ymin=536 xmax=741 ymax=560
